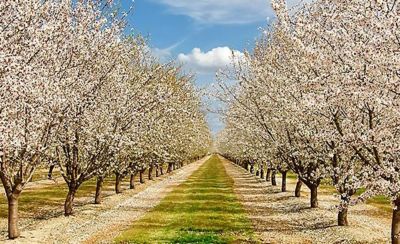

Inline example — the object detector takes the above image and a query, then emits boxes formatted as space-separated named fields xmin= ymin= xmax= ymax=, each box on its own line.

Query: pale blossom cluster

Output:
xmin=215 ymin=0 xmax=400 ymax=239
xmin=0 ymin=0 xmax=211 ymax=239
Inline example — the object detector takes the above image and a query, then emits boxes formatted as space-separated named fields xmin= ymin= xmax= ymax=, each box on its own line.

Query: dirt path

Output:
xmin=2 ymin=157 xmax=209 ymax=244
xmin=221 ymin=157 xmax=390 ymax=244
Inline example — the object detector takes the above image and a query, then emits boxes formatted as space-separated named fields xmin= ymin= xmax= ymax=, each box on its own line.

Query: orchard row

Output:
xmin=215 ymin=0 xmax=400 ymax=243
xmin=0 ymin=1 xmax=211 ymax=239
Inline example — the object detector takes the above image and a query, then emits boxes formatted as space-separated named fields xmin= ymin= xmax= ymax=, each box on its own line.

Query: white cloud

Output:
xmin=177 ymin=47 xmax=244 ymax=74
xmin=152 ymin=0 xmax=309 ymax=24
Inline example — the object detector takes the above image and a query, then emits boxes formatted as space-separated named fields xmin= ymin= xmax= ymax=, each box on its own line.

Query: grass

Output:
xmin=355 ymin=188 xmax=392 ymax=213
xmin=0 ymin=170 xmax=148 ymax=219
xmin=115 ymin=155 xmax=256 ymax=244
xmin=30 ymin=168 xmax=62 ymax=182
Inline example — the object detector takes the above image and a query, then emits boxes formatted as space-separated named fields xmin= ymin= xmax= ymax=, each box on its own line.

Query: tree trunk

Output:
xmin=392 ymin=198 xmax=400 ymax=244
xmin=310 ymin=185 xmax=318 ymax=208
xmin=256 ymin=170 xmax=260 ymax=177
xmin=260 ymin=169 xmax=264 ymax=179
xmin=130 ymin=174 xmax=135 ymax=189
xmin=95 ymin=177 xmax=104 ymax=204
xmin=281 ymin=171 xmax=287 ymax=192
xmin=48 ymin=165 xmax=55 ymax=179
xmin=295 ymin=179 xmax=302 ymax=197
xmin=156 ymin=166 xmax=159 ymax=177
xmin=148 ymin=166 xmax=153 ymax=180
xmin=115 ymin=173 xmax=123 ymax=194
xmin=160 ymin=166 xmax=164 ymax=175
xmin=271 ymin=170 xmax=277 ymax=186
xmin=167 ymin=163 xmax=173 ymax=173
xmin=7 ymin=194 xmax=20 ymax=239
xmin=64 ymin=187 xmax=77 ymax=216
xmin=266 ymin=169 xmax=271 ymax=181
xmin=338 ymin=207 xmax=349 ymax=226
xmin=139 ymin=170 xmax=145 ymax=184
xmin=250 ymin=165 xmax=255 ymax=174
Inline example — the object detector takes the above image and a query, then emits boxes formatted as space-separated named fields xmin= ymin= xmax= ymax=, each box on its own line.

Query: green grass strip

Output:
xmin=115 ymin=155 xmax=256 ymax=244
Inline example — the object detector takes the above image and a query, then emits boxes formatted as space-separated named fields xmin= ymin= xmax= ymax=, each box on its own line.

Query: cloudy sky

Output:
xmin=122 ymin=0 xmax=304 ymax=134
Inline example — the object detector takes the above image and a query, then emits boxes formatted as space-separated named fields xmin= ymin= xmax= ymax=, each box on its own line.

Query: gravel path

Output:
xmin=221 ymin=157 xmax=391 ymax=244
xmin=2 ymin=157 xmax=209 ymax=244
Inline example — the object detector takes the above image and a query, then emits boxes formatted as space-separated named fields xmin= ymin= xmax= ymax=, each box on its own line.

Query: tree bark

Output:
xmin=295 ymin=179 xmax=302 ymax=197
xmin=271 ymin=170 xmax=277 ymax=186
xmin=338 ymin=207 xmax=349 ymax=226
xmin=266 ymin=169 xmax=271 ymax=182
xmin=160 ymin=166 xmax=164 ymax=175
xmin=115 ymin=173 xmax=123 ymax=194
xmin=167 ymin=163 xmax=173 ymax=173
xmin=260 ymin=169 xmax=264 ymax=179
xmin=250 ymin=164 xmax=255 ymax=174
xmin=95 ymin=177 xmax=104 ymax=204
xmin=7 ymin=194 xmax=20 ymax=239
xmin=156 ymin=166 xmax=159 ymax=177
xmin=64 ymin=187 xmax=77 ymax=216
xmin=310 ymin=185 xmax=318 ymax=208
xmin=392 ymin=198 xmax=400 ymax=244
xmin=281 ymin=171 xmax=287 ymax=192
xmin=148 ymin=166 xmax=153 ymax=180
xmin=130 ymin=174 xmax=135 ymax=189
xmin=48 ymin=165 xmax=55 ymax=179
xmin=139 ymin=170 xmax=145 ymax=184
xmin=256 ymin=170 xmax=260 ymax=177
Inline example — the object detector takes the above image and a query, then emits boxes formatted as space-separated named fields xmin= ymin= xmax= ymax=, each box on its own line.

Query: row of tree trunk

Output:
xmin=244 ymin=163 xmax=315 ymax=203
xmin=62 ymin=163 xmax=180 ymax=218
xmin=92 ymin=165 xmax=170 ymax=206
xmin=5 ymin=154 xmax=204 ymax=240
xmin=240 ymin=162 xmax=353 ymax=228
xmin=229 ymin=157 xmax=400 ymax=243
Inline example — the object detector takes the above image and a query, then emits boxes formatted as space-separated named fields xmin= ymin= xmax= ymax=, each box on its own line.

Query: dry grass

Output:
xmin=0 ymin=170 xmax=151 ymax=219
xmin=0 ymin=168 xmax=156 ymax=239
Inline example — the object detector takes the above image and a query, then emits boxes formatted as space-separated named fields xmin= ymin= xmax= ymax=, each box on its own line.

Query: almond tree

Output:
xmin=1 ymin=0 xmax=211 ymax=238
xmin=217 ymin=0 xmax=399 ymax=232
xmin=0 ymin=1 xmax=84 ymax=238
xmin=93 ymin=50 xmax=179 ymax=201
xmin=91 ymin=37 xmax=152 ymax=201
xmin=272 ymin=0 xmax=399 ymax=228
xmin=47 ymin=0 xmax=127 ymax=216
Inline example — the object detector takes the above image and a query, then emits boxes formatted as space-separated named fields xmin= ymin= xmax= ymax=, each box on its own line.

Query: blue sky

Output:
xmin=121 ymin=0 xmax=304 ymax=134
